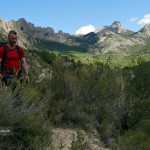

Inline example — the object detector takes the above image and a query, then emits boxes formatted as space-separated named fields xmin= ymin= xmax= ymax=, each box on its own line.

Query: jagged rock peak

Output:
xmin=17 ymin=18 xmax=54 ymax=34
xmin=139 ymin=24 xmax=150 ymax=32
xmin=110 ymin=21 xmax=126 ymax=33
xmin=136 ymin=23 xmax=150 ymax=37
xmin=111 ymin=21 xmax=122 ymax=27
xmin=17 ymin=18 xmax=28 ymax=25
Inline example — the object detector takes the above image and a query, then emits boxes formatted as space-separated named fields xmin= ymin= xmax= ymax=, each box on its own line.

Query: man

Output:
xmin=0 ymin=30 xmax=29 ymax=86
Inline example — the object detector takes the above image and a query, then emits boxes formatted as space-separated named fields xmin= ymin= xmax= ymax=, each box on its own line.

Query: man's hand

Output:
xmin=25 ymin=75 xmax=29 ymax=84
xmin=0 ymin=74 xmax=3 ymax=79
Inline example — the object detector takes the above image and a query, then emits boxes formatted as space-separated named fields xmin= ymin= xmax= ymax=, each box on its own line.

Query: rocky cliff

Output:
xmin=135 ymin=24 xmax=150 ymax=37
xmin=1 ymin=18 xmax=150 ymax=54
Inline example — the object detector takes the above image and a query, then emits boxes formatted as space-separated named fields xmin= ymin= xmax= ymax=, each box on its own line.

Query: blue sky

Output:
xmin=1 ymin=0 xmax=150 ymax=35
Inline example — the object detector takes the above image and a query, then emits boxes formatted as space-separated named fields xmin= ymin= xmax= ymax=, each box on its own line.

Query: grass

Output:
xmin=27 ymin=38 xmax=150 ymax=68
xmin=61 ymin=50 xmax=150 ymax=67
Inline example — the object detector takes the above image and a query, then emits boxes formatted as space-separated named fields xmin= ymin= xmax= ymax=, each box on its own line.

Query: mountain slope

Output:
xmin=1 ymin=18 xmax=150 ymax=54
xmin=81 ymin=21 xmax=145 ymax=54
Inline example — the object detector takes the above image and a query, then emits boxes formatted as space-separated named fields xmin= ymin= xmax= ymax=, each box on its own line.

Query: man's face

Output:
xmin=8 ymin=33 xmax=18 ymax=46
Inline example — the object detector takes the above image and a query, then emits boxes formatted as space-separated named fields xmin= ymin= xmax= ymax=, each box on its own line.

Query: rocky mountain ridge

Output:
xmin=1 ymin=18 xmax=150 ymax=54
xmin=135 ymin=23 xmax=150 ymax=37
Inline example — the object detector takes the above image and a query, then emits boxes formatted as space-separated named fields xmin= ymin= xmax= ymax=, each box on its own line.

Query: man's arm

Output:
xmin=21 ymin=58 xmax=28 ymax=75
xmin=21 ymin=58 xmax=29 ymax=83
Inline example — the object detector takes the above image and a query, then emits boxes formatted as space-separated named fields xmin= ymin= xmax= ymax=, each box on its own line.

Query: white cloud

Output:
xmin=130 ymin=17 xmax=138 ymax=22
xmin=138 ymin=14 xmax=150 ymax=25
xmin=75 ymin=24 xmax=95 ymax=35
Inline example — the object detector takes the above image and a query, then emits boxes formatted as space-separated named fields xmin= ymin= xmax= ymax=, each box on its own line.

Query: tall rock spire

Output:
xmin=110 ymin=21 xmax=126 ymax=33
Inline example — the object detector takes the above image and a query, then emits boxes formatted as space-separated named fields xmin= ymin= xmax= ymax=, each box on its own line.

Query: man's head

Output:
xmin=8 ymin=30 xmax=18 ymax=47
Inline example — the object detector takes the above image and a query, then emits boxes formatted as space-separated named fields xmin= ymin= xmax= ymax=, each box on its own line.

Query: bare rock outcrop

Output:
xmin=36 ymin=68 xmax=52 ymax=83
xmin=136 ymin=24 xmax=150 ymax=37
xmin=1 ymin=17 xmax=150 ymax=54
xmin=50 ymin=128 xmax=110 ymax=150
xmin=0 ymin=18 xmax=29 ymax=46
xmin=110 ymin=21 xmax=126 ymax=33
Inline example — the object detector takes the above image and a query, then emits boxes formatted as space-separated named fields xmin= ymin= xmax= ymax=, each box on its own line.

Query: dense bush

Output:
xmin=0 ymin=48 xmax=149 ymax=149
xmin=0 ymin=87 xmax=51 ymax=150
xmin=38 ymin=50 xmax=56 ymax=64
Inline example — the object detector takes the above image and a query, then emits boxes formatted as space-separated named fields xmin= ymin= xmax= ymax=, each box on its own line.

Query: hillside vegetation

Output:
xmin=0 ymin=33 xmax=150 ymax=149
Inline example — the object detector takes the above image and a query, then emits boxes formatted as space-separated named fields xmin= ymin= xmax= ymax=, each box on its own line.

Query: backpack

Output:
xmin=0 ymin=42 xmax=21 ymax=73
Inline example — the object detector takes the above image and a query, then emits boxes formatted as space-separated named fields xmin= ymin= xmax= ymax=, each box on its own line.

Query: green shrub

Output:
xmin=0 ymin=88 xmax=51 ymax=150
xmin=38 ymin=50 xmax=56 ymax=64
xmin=70 ymin=130 xmax=87 ymax=150
xmin=121 ymin=120 xmax=150 ymax=150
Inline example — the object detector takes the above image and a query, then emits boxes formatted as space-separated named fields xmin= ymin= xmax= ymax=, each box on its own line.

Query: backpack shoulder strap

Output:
xmin=15 ymin=45 xmax=22 ymax=72
xmin=1 ymin=45 xmax=7 ymax=73
xmin=15 ymin=45 xmax=21 ymax=59
xmin=2 ymin=45 xmax=8 ymax=63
